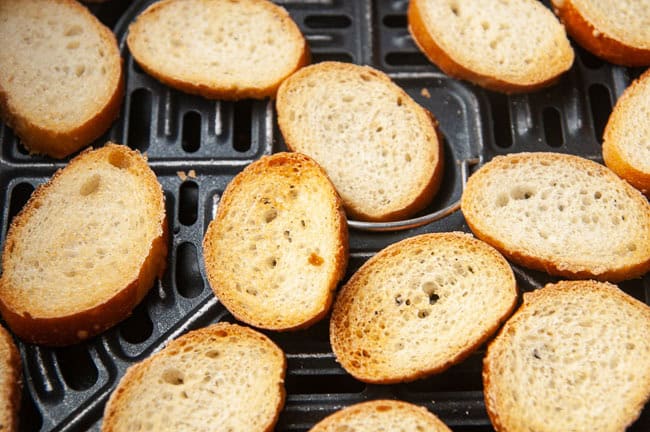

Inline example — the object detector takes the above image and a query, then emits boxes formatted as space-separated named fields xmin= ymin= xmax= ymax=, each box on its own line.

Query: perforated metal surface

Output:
xmin=0 ymin=1 xmax=649 ymax=431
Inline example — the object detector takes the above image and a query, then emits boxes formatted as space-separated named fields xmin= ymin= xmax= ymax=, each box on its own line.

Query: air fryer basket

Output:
xmin=0 ymin=0 xmax=648 ymax=430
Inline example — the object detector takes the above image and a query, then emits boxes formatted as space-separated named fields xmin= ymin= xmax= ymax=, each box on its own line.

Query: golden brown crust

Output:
xmin=0 ymin=144 xmax=168 ymax=346
xmin=552 ymin=0 xmax=650 ymax=67
xmin=0 ymin=326 xmax=21 ymax=432
xmin=127 ymin=0 xmax=310 ymax=100
xmin=408 ymin=0 xmax=569 ymax=94
xmin=0 ymin=0 xmax=124 ymax=159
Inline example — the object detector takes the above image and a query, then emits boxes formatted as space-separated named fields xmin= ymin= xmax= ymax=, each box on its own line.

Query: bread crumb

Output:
xmin=177 ymin=171 xmax=187 ymax=181
xmin=188 ymin=169 xmax=197 ymax=178
xmin=420 ymin=88 xmax=431 ymax=99
xmin=592 ymin=29 xmax=601 ymax=38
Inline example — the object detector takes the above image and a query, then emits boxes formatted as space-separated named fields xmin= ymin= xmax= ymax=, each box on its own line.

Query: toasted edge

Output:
xmin=0 ymin=0 xmax=125 ymax=159
xmin=203 ymin=152 xmax=348 ymax=331
xmin=126 ymin=0 xmax=310 ymax=100
xmin=603 ymin=68 xmax=650 ymax=195
xmin=0 ymin=144 xmax=168 ymax=346
xmin=0 ymin=326 xmax=21 ymax=432
xmin=408 ymin=0 xmax=571 ymax=93
xmin=102 ymin=322 xmax=287 ymax=432
xmin=552 ymin=0 xmax=650 ymax=66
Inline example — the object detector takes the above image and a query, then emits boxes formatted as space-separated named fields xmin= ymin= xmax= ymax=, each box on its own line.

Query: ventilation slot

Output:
xmin=285 ymin=372 xmax=365 ymax=395
xmin=489 ymin=93 xmax=513 ymax=148
xmin=577 ymin=46 xmax=605 ymax=69
xmin=589 ymin=84 xmax=612 ymax=142
xmin=175 ymin=242 xmax=204 ymax=299
xmin=179 ymin=181 xmax=198 ymax=226
xmin=8 ymin=182 xmax=34 ymax=229
xmin=385 ymin=52 xmax=429 ymax=66
xmin=233 ymin=100 xmax=252 ymax=152
xmin=119 ymin=302 xmax=153 ymax=344
xmin=56 ymin=345 xmax=98 ymax=391
xmin=127 ymin=88 xmax=152 ymax=152
xmin=543 ymin=107 xmax=564 ymax=148
xmin=19 ymin=390 xmax=43 ymax=431
xmin=181 ymin=111 xmax=201 ymax=153
xmin=404 ymin=354 xmax=483 ymax=392
xmin=383 ymin=14 xmax=406 ymax=28
xmin=312 ymin=52 xmax=354 ymax=63
xmin=304 ymin=15 xmax=351 ymax=29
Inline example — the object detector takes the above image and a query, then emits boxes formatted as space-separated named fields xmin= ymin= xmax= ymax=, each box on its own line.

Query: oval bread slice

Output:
xmin=203 ymin=152 xmax=348 ymax=331
xmin=603 ymin=69 xmax=650 ymax=195
xmin=127 ymin=0 xmax=309 ymax=100
xmin=552 ymin=0 xmax=650 ymax=66
xmin=0 ymin=326 xmax=20 ymax=432
xmin=102 ymin=323 xmax=286 ymax=432
xmin=408 ymin=0 xmax=574 ymax=93
xmin=461 ymin=152 xmax=650 ymax=282
xmin=330 ymin=232 xmax=517 ymax=383
xmin=484 ymin=280 xmax=650 ymax=432
xmin=0 ymin=0 xmax=124 ymax=158
xmin=0 ymin=144 xmax=168 ymax=346
xmin=276 ymin=62 xmax=443 ymax=222
xmin=309 ymin=400 xmax=451 ymax=432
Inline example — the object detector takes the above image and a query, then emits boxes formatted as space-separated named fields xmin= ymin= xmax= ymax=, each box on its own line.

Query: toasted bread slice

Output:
xmin=0 ymin=144 xmax=167 ymax=346
xmin=552 ymin=0 xmax=650 ymax=66
xmin=330 ymin=232 xmax=517 ymax=384
xmin=461 ymin=153 xmax=650 ymax=282
xmin=127 ymin=0 xmax=309 ymax=100
xmin=408 ymin=0 xmax=574 ymax=93
xmin=484 ymin=280 xmax=650 ymax=432
xmin=309 ymin=400 xmax=451 ymax=432
xmin=0 ymin=0 xmax=124 ymax=158
xmin=276 ymin=62 xmax=443 ymax=222
xmin=103 ymin=323 xmax=286 ymax=432
xmin=203 ymin=152 xmax=348 ymax=331
xmin=603 ymin=69 xmax=650 ymax=195
xmin=0 ymin=326 xmax=20 ymax=432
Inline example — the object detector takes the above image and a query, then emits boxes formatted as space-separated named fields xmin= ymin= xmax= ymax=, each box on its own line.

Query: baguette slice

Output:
xmin=603 ymin=69 xmax=650 ymax=195
xmin=461 ymin=152 xmax=650 ymax=282
xmin=408 ymin=0 xmax=574 ymax=93
xmin=484 ymin=280 xmax=650 ymax=432
xmin=309 ymin=400 xmax=451 ymax=432
xmin=127 ymin=0 xmax=309 ymax=100
xmin=552 ymin=0 xmax=650 ymax=66
xmin=330 ymin=232 xmax=517 ymax=383
xmin=0 ymin=0 xmax=124 ymax=158
xmin=0 ymin=144 xmax=168 ymax=346
xmin=0 ymin=326 xmax=20 ymax=432
xmin=102 ymin=323 xmax=286 ymax=432
xmin=276 ymin=62 xmax=443 ymax=222
xmin=203 ymin=152 xmax=348 ymax=331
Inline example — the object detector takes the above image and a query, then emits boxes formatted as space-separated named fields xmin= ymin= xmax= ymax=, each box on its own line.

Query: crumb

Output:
xmin=188 ymin=169 xmax=197 ymax=178
xmin=177 ymin=171 xmax=187 ymax=181
xmin=592 ymin=29 xmax=601 ymax=38
xmin=420 ymin=88 xmax=431 ymax=99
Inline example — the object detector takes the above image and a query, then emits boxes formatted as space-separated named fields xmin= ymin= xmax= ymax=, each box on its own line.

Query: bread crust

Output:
xmin=603 ymin=69 xmax=650 ymax=195
xmin=0 ymin=144 xmax=168 ymax=346
xmin=0 ymin=326 xmax=21 ymax=432
xmin=552 ymin=0 xmax=650 ymax=67
xmin=203 ymin=152 xmax=348 ymax=331
xmin=461 ymin=152 xmax=650 ymax=282
xmin=127 ymin=0 xmax=309 ymax=100
xmin=408 ymin=0 xmax=573 ymax=94
xmin=0 ymin=0 xmax=124 ymax=159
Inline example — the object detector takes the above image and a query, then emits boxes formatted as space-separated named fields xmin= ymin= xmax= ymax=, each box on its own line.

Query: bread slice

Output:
xmin=127 ymin=0 xmax=309 ymax=100
xmin=0 ymin=0 xmax=124 ymax=159
xmin=276 ymin=62 xmax=443 ymax=222
xmin=551 ymin=0 xmax=650 ymax=66
xmin=0 ymin=144 xmax=168 ymax=346
xmin=484 ymin=280 xmax=650 ymax=432
xmin=408 ymin=0 xmax=574 ymax=93
xmin=603 ymin=69 xmax=650 ymax=195
xmin=0 ymin=326 xmax=20 ymax=432
xmin=203 ymin=152 xmax=348 ymax=331
xmin=330 ymin=232 xmax=517 ymax=384
xmin=102 ymin=322 xmax=286 ymax=432
xmin=309 ymin=400 xmax=451 ymax=432
xmin=462 ymin=152 xmax=650 ymax=282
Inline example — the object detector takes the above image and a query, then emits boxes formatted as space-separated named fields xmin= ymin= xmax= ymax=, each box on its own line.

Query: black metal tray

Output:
xmin=0 ymin=1 xmax=648 ymax=430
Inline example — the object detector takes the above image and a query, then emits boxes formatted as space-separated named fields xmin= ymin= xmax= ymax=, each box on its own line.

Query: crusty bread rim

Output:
xmin=552 ymin=0 xmax=650 ymax=67
xmin=127 ymin=0 xmax=310 ymax=100
xmin=0 ymin=327 xmax=21 ymax=432
xmin=408 ymin=0 xmax=572 ymax=94
xmin=0 ymin=144 xmax=168 ymax=346
xmin=0 ymin=0 xmax=125 ymax=159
